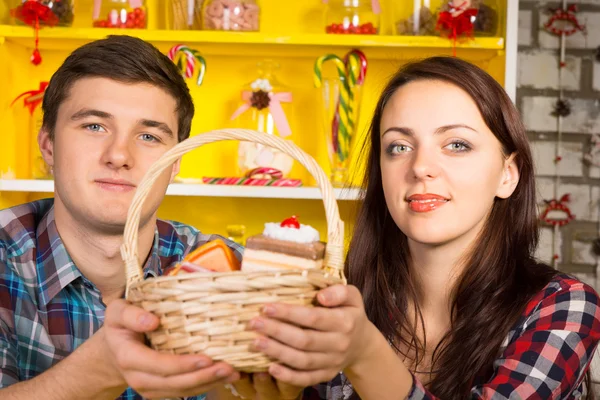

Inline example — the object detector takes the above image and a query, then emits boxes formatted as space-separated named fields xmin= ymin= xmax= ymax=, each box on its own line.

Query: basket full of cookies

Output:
xmin=121 ymin=128 xmax=346 ymax=373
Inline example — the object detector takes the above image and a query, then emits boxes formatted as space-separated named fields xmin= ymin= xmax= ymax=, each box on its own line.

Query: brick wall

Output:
xmin=517 ymin=0 xmax=600 ymax=288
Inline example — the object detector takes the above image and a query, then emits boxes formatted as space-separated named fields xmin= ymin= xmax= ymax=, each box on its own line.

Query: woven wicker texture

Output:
xmin=121 ymin=129 xmax=346 ymax=372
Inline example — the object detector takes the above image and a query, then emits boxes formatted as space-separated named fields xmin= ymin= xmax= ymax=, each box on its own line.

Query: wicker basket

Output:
xmin=121 ymin=129 xmax=346 ymax=373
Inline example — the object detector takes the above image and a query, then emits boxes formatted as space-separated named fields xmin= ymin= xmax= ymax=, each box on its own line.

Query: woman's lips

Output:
xmin=407 ymin=194 xmax=450 ymax=213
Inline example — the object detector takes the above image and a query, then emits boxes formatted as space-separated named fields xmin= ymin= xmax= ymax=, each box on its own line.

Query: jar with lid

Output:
xmin=202 ymin=0 xmax=260 ymax=31
xmin=167 ymin=0 xmax=202 ymax=29
xmin=395 ymin=0 xmax=437 ymax=36
xmin=324 ymin=0 xmax=380 ymax=35
xmin=7 ymin=0 xmax=75 ymax=27
xmin=436 ymin=0 xmax=501 ymax=37
xmin=92 ymin=0 xmax=147 ymax=29
xmin=233 ymin=60 xmax=294 ymax=178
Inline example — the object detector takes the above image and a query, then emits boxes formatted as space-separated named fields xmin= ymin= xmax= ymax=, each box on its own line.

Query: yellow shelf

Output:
xmin=0 ymin=25 xmax=504 ymax=52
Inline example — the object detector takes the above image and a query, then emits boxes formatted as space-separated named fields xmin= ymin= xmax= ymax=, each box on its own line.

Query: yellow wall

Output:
xmin=0 ymin=0 xmax=506 ymax=241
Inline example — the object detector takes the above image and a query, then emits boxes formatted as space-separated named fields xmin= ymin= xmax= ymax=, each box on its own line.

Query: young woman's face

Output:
xmin=379 ymin=80 xmax=519 ymax=248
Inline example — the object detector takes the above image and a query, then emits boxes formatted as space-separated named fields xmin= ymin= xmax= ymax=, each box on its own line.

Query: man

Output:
xmin=0 ymin=35 xmax=245 ymax=399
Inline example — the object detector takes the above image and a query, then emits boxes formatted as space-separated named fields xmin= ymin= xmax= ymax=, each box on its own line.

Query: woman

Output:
xmin=234 ymin=56 xmax=600 ymax=399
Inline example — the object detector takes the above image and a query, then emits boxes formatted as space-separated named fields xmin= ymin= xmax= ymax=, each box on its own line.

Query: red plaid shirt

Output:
xmin=303 ymin=274 xmax=600 ymax=399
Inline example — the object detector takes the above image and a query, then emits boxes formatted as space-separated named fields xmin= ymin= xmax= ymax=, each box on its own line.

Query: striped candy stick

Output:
xmin=342 ymin=50 xmax=368 ymax=158
xmin=314 ymin=54 xmax=352 ymax=161
xmin=168 ymin=44 xmax=195 ymax=78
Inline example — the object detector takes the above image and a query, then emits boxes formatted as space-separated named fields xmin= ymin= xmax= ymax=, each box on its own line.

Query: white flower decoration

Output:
xmin=250 ymin=78 xmax=273 ymax=92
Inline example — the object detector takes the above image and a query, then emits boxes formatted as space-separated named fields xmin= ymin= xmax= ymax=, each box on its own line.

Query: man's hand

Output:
xmin=104 ymin=299 xmax=241 ymax=399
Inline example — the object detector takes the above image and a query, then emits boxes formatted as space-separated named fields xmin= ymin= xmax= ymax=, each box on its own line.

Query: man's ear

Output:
xmin=170 ymin=158 xmax=181 ymax=183
xmin=496 ymin=153 xmax=520 ymax=199
xmin=38 ymin=128 xmax=54 ymax=171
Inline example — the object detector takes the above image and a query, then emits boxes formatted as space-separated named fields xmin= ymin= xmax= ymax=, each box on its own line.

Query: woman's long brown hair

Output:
xmin=346 ymin=56 xmax=592 ymax=398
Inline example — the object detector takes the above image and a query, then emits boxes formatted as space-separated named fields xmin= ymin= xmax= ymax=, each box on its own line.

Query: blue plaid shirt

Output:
xmin=0 ymin=199 xmax=244 ymax=399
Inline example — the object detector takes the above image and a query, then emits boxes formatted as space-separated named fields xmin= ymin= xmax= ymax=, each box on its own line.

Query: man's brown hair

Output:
xmin=42 ymin=35 xmax=194 ymax=142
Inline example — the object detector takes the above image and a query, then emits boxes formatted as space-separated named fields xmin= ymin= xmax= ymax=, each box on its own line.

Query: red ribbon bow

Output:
xmin=11 ymin=82 xmax=49 ymax=115
xmin=436 ymin=1 xmax=478 ymax=57
xmin=10 ymin=0 xmax=58 ymax=26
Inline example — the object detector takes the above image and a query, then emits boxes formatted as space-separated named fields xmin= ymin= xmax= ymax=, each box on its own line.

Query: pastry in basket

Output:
xmin=163 ymin=239 xmax=241 ymax=275
xmin=241 ymin=215 xmax=326 ymax=272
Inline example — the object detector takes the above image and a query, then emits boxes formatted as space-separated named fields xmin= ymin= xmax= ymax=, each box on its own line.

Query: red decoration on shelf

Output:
xmin=436 ymin=1 xmax=477 ymax=57
xmin=540 ymin=194 xmax=575 ymax=226
xmin=10 ymin=82 xmax=49 ymax=115
xmin=543 ymin=4 xmax=585 ymax=36
xmin=246 ymin=167 xmax=283 ymax=180
xmin=280 ymin=215 xmax=300 ymax=229
xmin=325 ymin=22 xmax=377 ymax=35
xmin=10 ymin=0 xmax=60 ymax=66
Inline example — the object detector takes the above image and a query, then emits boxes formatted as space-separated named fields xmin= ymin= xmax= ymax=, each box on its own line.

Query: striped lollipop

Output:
xmin=167 ymin=44 xmax=207 ymax=86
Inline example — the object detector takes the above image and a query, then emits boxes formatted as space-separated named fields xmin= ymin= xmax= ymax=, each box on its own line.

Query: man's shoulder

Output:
xmin=0 ymin=199 xmax=53 ymax=259
xmin=156 ymin=219 xmax=244 ymax=260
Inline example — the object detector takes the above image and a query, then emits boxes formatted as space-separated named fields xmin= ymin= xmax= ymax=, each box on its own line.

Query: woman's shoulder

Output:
xmin=516 ymin=272 xmax=600 ymax=334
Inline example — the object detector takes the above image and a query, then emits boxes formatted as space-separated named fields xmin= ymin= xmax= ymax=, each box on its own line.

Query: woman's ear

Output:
xmin=496 ymin=153 xmax=520 ymax=199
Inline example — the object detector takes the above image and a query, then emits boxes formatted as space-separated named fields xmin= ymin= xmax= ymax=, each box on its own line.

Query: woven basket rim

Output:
xmin=120 ymin=128 xmax=347 ymax=295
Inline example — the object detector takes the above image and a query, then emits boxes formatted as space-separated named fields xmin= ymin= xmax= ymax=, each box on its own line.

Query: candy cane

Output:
xmin=314 ymin=54 xmax=352 ymax=161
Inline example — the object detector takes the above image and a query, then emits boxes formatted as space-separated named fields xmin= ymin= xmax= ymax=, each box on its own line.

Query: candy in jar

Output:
xmin=324 ymin=0 xmax=380 ymax=35
xmin=202 ymin=0 xmax=260 ymax=31
xmin=92 ymin=0 xmax=147 ymax=28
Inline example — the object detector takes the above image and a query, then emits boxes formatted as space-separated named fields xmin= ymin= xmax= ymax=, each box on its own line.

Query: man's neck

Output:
xmin=53 ymin=200 xmax=156 ymax=305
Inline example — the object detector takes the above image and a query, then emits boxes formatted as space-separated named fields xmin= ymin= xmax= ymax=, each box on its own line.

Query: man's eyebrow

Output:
xmin=70 ymin=109 xmax=113 ymax=121
xmin=139 ymin=119 xmax=174 ymax=138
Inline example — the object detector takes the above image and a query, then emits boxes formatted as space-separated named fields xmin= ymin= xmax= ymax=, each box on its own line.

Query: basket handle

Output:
xmin=121 ymin=128 xmax=346 ymax=291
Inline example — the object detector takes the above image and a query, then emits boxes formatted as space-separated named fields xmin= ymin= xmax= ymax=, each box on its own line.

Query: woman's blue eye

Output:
xmin=387 ymin=144 xmax=413 ymax=154
xmin=445 ymin=141 xmax=471 ymax=152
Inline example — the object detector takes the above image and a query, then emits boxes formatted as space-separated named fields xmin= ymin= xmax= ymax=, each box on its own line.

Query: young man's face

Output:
xmin=39 ymin=77 xmax=181 ymax=233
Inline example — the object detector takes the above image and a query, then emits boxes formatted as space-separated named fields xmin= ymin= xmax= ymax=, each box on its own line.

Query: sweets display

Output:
xmin=202 ymin=0 xmax=260 ymax=31
xmin=324 ymin=0 xmax=380 ymax=35
xmin=164 ymin=239 xmax=241 ymax=275
xmin=92 ymin=0 xmax=147 ymax=28
xmin=9 ymin=0 xmax=75 ymax=27
xmin=241 ymin=216 xmax=326 ymax=272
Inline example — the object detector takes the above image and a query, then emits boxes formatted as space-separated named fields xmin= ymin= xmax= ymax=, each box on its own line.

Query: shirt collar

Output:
xmin=35 ymin=206 xmax=83 ymax=306
xmin=36 ymin=206 xmax=162 ymax=305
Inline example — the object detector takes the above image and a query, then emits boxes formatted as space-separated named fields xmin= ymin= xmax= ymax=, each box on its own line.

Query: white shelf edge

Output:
xmin=0 ymin=179 xmax=362 ymax=201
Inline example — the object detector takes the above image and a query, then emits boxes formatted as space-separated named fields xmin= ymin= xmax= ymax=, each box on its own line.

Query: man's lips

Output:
xmin=95 ymin=179 xmax=136 ymax=192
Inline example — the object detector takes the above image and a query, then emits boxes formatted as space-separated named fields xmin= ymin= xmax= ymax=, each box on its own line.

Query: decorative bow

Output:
xmin=10 ymin=82 xmax=49 ymax=115
xmin=230 ymin=91 xmax=293 ymax=137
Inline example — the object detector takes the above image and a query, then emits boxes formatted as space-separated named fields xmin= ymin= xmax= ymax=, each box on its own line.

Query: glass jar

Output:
xmin=7 ymin=0 xmax=75 ymax=27
xmin=202 ymin=0 xmax=260 ymax=31
xmin=472 ymin=0 xmax=501 ymax=37
xmin=325 ymin=0 xmax=379 ymax=35
xmin=395 ymin=0 xmax=437 ymax=36
xmin=168 ymin=0 xmax=202 ymax=29
xmin=92 ymin=0 xmax=147 ymax=29
xmin=234 ymin=60 xmax=294 ymax=178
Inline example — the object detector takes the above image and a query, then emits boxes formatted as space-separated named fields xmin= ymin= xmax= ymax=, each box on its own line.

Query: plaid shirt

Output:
xmin=303 ymin=274 xmax=600 ymax=399
xmin=0 ymin=199 xmax=244 ymax=399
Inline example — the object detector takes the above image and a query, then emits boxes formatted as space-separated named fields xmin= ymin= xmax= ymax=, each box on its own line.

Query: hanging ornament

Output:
xmin=540 ymin=194 xmax=575 ymax=226
xmin=551 ymin=99 xmax=572 ymax=117
xmin=10 ymin=0 xmax=60 ymax=65
xmin=436 ymin=1 xmax=478 ymax=57
xmin=543 ymin=4 xmax=586 ymax=37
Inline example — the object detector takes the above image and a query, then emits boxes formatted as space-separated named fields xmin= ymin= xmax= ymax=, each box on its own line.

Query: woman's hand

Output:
xmin=220 ymin=372 xmax=303 ymax=399
xmin=247 ymin=284 xmax=379 ymax=387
